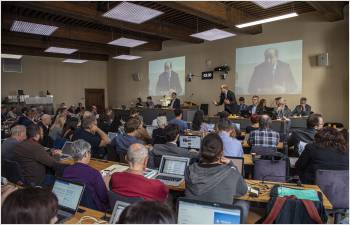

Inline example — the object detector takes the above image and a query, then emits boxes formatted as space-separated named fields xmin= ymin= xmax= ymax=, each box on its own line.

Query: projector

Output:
xmin=214 ymin=64 xmax=230 ymax=72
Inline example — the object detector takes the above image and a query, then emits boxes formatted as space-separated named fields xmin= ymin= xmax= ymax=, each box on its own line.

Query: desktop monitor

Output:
xmin=179 ymin=135 xmax=201 ymax=149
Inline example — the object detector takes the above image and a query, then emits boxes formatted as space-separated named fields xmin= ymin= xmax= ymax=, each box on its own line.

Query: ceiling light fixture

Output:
xmin=45 ymin=47 xmax=78 ymax=54
xmin=236 ymin=12 xmax=298 ymax=28
xmin=253 ymin=1 xmax=289 ymax=9
xmin=113 ymin=55 xmax=142 ymax=60
xmin=108 ymin=37 xmax=147 ymax=47
xmin=190 ymin=28 xmax=236 ymax=41
xmin=1 ymin=54 xmax=23 ymax=59
xmin=63 ymin=59 xmax=88 ymax=63
xmin=10 ymin=20 xmax=58 ymax=36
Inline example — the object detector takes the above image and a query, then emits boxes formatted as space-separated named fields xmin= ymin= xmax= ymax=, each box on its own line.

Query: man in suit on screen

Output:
xmin=155 ymin=62 xmax=183 ymax=96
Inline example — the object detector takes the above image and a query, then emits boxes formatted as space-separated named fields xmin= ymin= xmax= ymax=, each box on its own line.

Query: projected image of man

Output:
xmin=155 ymin=62 xmax=183 ymax=96
xmin=248 ymin=48 xmax=297 ymax=94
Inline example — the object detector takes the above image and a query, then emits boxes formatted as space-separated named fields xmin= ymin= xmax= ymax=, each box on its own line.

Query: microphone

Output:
xmin=261 ymin=174 xmax=303 ymax=187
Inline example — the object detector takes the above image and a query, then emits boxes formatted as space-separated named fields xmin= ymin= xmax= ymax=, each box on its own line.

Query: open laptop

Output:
xmin=207 ymin=123 xmax=215 ymax=132
xmin=108 ymin=132 xmax=118 ymax=141
xmin=155 ymin=155 xmax=190 ymax=186
xmin=59 ymin=141 xmax=73 ymax=160
xmin=179 ymin=135 xmax=201 ymax=150
xmin=109 ymin=201 xmax=130 ymax=224
xmin=177 ymin=198 xmax=242 ymax=224
xmin=52 ymin=178 xmax=85 ymax=223
xmin=225 ymin=156 xmax=244 ymax=176
xmin=146 ymin=125 xmax=157 ymax=136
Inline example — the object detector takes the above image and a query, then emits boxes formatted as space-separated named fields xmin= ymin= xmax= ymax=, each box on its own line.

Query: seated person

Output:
xmin=72 ymin=114 xmax=110 ymax=159
xmin=62 ymin=139 xmax=109 ymax=211
xmin=1 ymin=187 xmax=59 ymax=224
xmin=118 ymin=201 xmax=175 ymax=224
xmin=273 ymin=97 xmax=291 ymax=119
xmin=18 ymin=108 xmax=36 ymax=127
xmin=98 ymin=108 xmax=114 ymax=133
xmin=169 ymin=109 xmax=188 ymax=133
xmin=192 ymin=110 xmax=210 ymax=132
xmin=152 ymin=116 xmax=167 ymax=145
xmin=38 ymin=114 xmax=53 ymax=148
xmin=288 ymin=113 xmax=323 ymax=155
xmin=247 ymin=95 xmax=259 ymax=115
xmin=146 ymin=96 xmax=155 ymax=108
xmin=13 ymin=124 xmax=62 ymax=186
xmin=136 ymin=97 xmax=144 ymax=107
xmin=6 ymin=107 xmax=17 ymax=120
xmin=249 ymin=115 xmax=280 ymax=148
xmin=217 ymin=119 xmax=243 ymax=157
xmin=238 ymin=97 xmax=248 ymax=113
xmin=49 ymin=115 xmax=66 ymax=142
xmin=256 ymin=99 xmax=268 ymax=115
xmin=245 ymin=114 xmax=260 ymax=134
xmin=295 ymin=127 xmax=349 ymax=184
xmin=62 ymin=117 xmax=79 ymax=141
xmin=152 ymin=111 xmax=167 ymax=127
xmin=292 ymin=97 xmax=312 ymax=116
xmin=112 ymin=117 xmax=144 ymax=154
xmin=111 ymin=143 xmax=169 ymax=201
xmin=135 ymin=117 xmax=152 ymax=145
xmin=2 ymin=125 xmax=27 ymax=160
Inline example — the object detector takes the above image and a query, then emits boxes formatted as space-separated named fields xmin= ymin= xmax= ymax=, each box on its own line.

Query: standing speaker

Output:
xmin=200 ymin=104 xmax=209 ymax=116
xmin=132 ymin=73 xmax=142 ymax=81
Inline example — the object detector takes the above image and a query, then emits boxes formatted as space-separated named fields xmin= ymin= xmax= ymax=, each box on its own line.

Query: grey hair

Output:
xmin=10 ymin=125 xmax=26 ymax=137
xmin=71 ymin=139 xmax=91 ymax=161
xmin=127 ymin=143 xmax=148 ymax=164
xmin=82 ymin=115 xmax=96 ymax=129
xmin=259 ymin=115 xmax=272 ymax=129
xmin=157 ymin=116 xmax=168 ymax=128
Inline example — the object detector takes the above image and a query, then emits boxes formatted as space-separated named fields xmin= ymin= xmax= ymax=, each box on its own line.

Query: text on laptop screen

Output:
xmin=179 ymin=136 xmax=201 ymax=149
xmin=178 ymin=200 xmax=241 ymax=224
xmin=108 ymin=132 xmax=118 ymax=141
xmin=62 ymin=142 xmax=73 ymax=155
xmin=52 ymin=180 xmax=84 ymax=211
xmin=161 ymin=158 xmax=188 ymax=176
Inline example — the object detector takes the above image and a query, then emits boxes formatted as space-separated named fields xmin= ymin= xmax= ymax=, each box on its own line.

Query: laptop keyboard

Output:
xmin=156 ymin=175 xmax=182 ymax=182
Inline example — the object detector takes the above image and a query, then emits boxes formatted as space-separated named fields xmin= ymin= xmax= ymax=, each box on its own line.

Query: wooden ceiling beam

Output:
xmin=159 ymin=1 xmax=262 ymax=35
xmin=307 ymin=1 xmax=345 ymax=22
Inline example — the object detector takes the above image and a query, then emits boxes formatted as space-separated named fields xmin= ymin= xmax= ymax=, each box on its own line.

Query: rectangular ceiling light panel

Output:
xmin=190 ymin=28 xmax=236 ymax=41
xmin=1 ymin=54 xmax=23 ymax=59
xmin=63 ymin=59 xmax=88 ymax=63
xmin=108 ymin=37 xmax=147 ymax=47
xmin=45 ymin=47 xmax=78 ymax=54
xmin=253 ymin=1 xmax=289 ymax=9
xmin=113 ymin=55 xmax=142 ymax=60
xmin=10 ymin=20 xmax=58 ymax=36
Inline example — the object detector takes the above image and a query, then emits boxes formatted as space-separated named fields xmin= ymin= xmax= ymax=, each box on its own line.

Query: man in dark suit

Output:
xmin=168 ymin=92 xmax=181 ymax=109
xmin=213 ymin=84 xmax=237 ymax=114
xmin=156 ymin=62 xmax=183 ymax=96
xmin=292 ymin=97 xmax=312 ymax=116
xmin=238 ymin=97 xmax=248 ymax=113
xmin=248 ymin=48 xmax=298 ymax=94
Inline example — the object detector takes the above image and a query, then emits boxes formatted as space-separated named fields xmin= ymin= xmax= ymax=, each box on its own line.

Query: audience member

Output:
xmin=1 ymin=187 xmax=58 ymax=224
xmin=245 ymin=114 xmax=260 ymax=134
xmin=146 ymin=96 xmax=155 ymax=108
xmin=249 ymin=115 xmax=280 ymax=148
xmin=2 ymin=125 xmax=26 ymax=160
xmin=49 ymin=115 xmax=66 ymax=141
xmin=38 ymin=114 xmax=53 ymax=147
xmin=217 ymin=119 xmax=243 ymax=157
xmin=247 ymin=95 xmax=259 ymax=115
xmin=110 ymin=113 xmax=123 ymax=133
xmin=91 ymin=105 xmax=98 ymax=118
xmin=218 ymin=111 xmax=230 ymax=119
xmin=295 ymin=127 xmax=349 ymax=184
xmin=1 ymin=105 xmax=8 ymax=121
xmin=152 ymin=111 xmax=167 ymax=127
xmin=75 ymin=102 xmax=85 ymax=114
xmin=274 ymin=97 xmax=291 ymax=118
xmin=98 ymin=108 xmax=114 ymax=133
xmin=18 ymin=108 xmax=36 ymax=127
xmin=118 ymin=201 xmax=176 ymax=224
xmin=192 ymin=110 xmax=210 ymax=132
xmin=168 ymin=92 xmax=180 ymax=109
xmin=111 ymin=143 xmax=168 ymax=201
xmin=136 ymin=97 xmax=144 ymax=107
xmin=62 ymin=117 xmax=79 ymax=141
xmin=62 ymin=140 xmax=109 ymax=211
xmin=169 ymin=109 xmax=188 ymax=133
xmin=6 ymin=107 xmax=17 ymax=120
xmin=292 ymin=97 xmax=312 ymax=116
xmin=152 ymin=116 xmax=167 ymax=145
xmin=238 ymin=97 xmax=248 ymax=113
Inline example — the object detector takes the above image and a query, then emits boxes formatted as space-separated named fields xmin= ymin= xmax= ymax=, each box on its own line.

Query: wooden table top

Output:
xmin=64 ymin=206 xmax=109 ymax=224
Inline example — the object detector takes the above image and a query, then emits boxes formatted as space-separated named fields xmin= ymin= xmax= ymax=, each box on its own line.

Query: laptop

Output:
xmin=177 ymin=198 xmax=242 ymax=224
xmin=146 ymin=125 xmax=157 ymax=136
xmin=225 ymin=156 xmax=244 ymax=176
xmin=59 ymin=141 xmax=73 ymax=160
xmin=109 ymin=201 xmax=130 ymax=224
xmin=232 ymin=123 xmax=241 ymax=132
xmin=52 ymin=178 xmax=85 ymax=223
xmin=207 ymin=123 xmax=215 ymax=132
xmin=179 ymin=135 xmax=201 ymax=150
xmin=108 ymin=132 xmax=118 ymax=141
xmin=155 ymin=155 xmax=190 ymax=186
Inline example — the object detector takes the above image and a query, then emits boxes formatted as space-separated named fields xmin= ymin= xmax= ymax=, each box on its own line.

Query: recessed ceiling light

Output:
xmin=253 ymin=1 xmax=289 ymax=9
xmin=102 ymin=2 xmax=164 ymax=24
xmin=113 ymin=55 xmax=142 ymax=60
xmin=190 ymin=28 xmax=236 ymax=41
xmin=45 ymin=47 xmax=78 ymax=54
xmin=10 ymin=20 xmax=58 ymax=36
xmin=63 ymin=59 xmax=88 ymax=63
xmin=236 ymin=12 xmax=298 ymax=28
xmin=108 ymin=37 xmax=148 ymax=47
xmin=1 ymin=54 xmax=23 ymax=59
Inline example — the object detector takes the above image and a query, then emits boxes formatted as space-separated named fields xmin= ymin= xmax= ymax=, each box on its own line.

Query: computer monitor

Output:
xmin=159 ymin=156 xmax=190 ymax=176
xmin=52 ymin=178 xmax=85 ymax=214
xmin=225 ymin=156 xmax=244 ymax=176
xmin=179 ymin=135 xmax=201 ymax=149
xmin=109 ymin=201 xmax=130 ymax=224
xmin=61 ymin=141 xmax=74 ymax=155
xmin=108 ymin=132 xmax=118 ymax=141
xmin=177 ymin=198 xmax=242 ymax=224
xmin=146 ymin=125 xmax=157 ymax=136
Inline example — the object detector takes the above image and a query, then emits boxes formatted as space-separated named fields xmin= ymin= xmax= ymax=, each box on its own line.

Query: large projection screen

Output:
xmin=149 ymin=56 xmax=185 ymax=96
xmin=235 ymin=40 xmax=302 ymax=95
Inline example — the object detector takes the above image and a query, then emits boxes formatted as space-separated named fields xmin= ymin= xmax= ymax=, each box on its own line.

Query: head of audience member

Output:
xmin=158 ymin=111 xmax=167 ymax=118
xmin=306 ymin=113 xmax=324 ymax=130
xmin=59 ymin=102 xmax=67 ymax=108
xmin=2 ymin=187 xmax=58 ymax=224
xmin=57 ymin=107 xmax=68 ymax=117
xmin=274 ymin=97 xmax=282 ymax=106
xmin=258 ymin=98 xmax=267 ymax=108
xmin=118 ymin=201 xmax=176 ymax=224
xmin=192 ymin=110 xmax=204 ymax=131
xmin=250 ymin=114 xmax=260 ymax=126
xmin=171 ymin=92 xmax=177 ymax=100
xmin=157 ymin=116 xmax=168 ymax=129
xmin=68 ymin=105 xmax=75 ymax=113
xmin=252 ymin=95 xmax=259 ymax=106
xmin=199 ymin=133 xmax=224 ymax=164
xmin=164 ymin=124 xmax=180 ymax=143
xmin=217 ymin=119 xmax=236 ymax=138
xmin=259 ymin=115 xmax=272 ymax=129
xmin=137 ymin=97 xmax=142 ymax=104
xmin=63 ymin=117 xmax=79 ymax=133
xmin=78 ymin=102 xmax=83 ymax=108
xmin=91 ymin=105 xmax=97 ymax=114
xmin=1 ymin=105 xmax=8 ymax=114
xmin=164 ymin=61 xmax=172 ymax=73
xmin=71 ymin=139 xmax=91 ymax=164
xmin=130 ymin=109 xmax=140 ymax=118
xmin=147 ymin=96 xmax=152 ymax=103
xmin=174 ymin=109 xmax=183 ymax=119
xmin=27 ymin=124 xmax=42 ymax=142
xmin=82 ymin=115 xmax=98 ymax=133
xmin=41 ymin=114 xmax=52 ymax=127
xmin=83 ymin=110 xmax=93 ymax=119
xmin=314 ymin=127 xmax=348 ymax=153
xmin=10 ymin=125 xmax=27 ymax=142
xmin=127 ymin=143 xmax=149 ymax=173
xmin=264 ymin=48 xmax=278 ymax=66
xmin=27 ymin=108 xmax=37 ymax=120
xmin=52 ymin=115 xmax=66 ymax=129
xmin=220 ymin=84 xmax=228 ymax=94
xmin=239 ymin=97 xmax=245 ymax=105
xmin=104 ymin=108 xmax=114 ymax=120
xmin=218 ymin=111 xmax=230 ymax=119
xmin=300 ymin=97 xmax=307 ymax=105
xmin=21 ymin=107 xmax=28 ymax=115
xmin=125 ymin=117 xmax=142 ymax=136
xmin=10 ymin=106 xmax=17 ymax=113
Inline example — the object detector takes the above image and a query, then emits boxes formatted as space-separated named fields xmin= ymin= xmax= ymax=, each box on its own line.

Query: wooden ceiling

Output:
xmin=1 ymin=1 xmax=348 ymax=61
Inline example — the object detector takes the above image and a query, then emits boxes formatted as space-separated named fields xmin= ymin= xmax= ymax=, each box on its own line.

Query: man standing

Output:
xmin=156 ymin=62 xmax=183 ymax=96
xmin=292 ymin=97 xmax=312 ymax=116
xmin=213 ymin=84 xmax=237 ymax=114
xmin=168 ymin=92 xmax=181 ymax=110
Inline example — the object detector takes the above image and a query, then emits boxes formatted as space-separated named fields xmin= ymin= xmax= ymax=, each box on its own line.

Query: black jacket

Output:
xmin=288 ymin=128 xmax=316 ymax=153
xmin=218 ymin=90 xmax=237 ymax=114
xmin=168 ymin=98 xmax=181 ymax=109
xmin=156 ymin=71 xmax=183 ymax=95
xmin=38 ymin=122 xmax=53 ymax=148
xmin=292 ymin=104 xmax=312 ymax=116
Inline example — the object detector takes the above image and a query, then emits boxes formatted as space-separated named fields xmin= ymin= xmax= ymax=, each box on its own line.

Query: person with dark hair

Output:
xmin=6 ymin=106 xmax=17 ymax=120
xmin=217 ymin=119 xmax=243 ymax=157
xmin=213 ymin=84 xmax=237 ymax=114
xmin=98 ymin=108 xmax=115 ymax=133
xmin=146 ymin=96 xmax=155 ymax=108
xmin=169 ymin=109 xmax=188 ymax=133
xmin=218 ymin=111 xmax=230 ymax=119
xmin=248 ymin=115 xmax=280 ymax=148
xmin=118 ymin=201 xmax=176 ymax=224
xmin=2 ymin=187 xmax=58 ymax=224
xmin=38 ymin=114 xmax=53 ymax=147
xmin=136 ymin=97 xmax=144 ymax=107
xmin=295 ymin=127 xmax=349 ymax=184
xmin=18 ymin=108 xmax=36 ymax=127
xmin=192 ymin=110 xmax=210 ymax=132
xmin=75 ymin=102 xmax=85 ymax=114
xmin=247 ymin=95 xmax=259 ymax=115
xmin=62 ymin=117 xmax=79 ymax=141
xmin=288 ymin=113 xmax=324 ymax=155
xmin=245 ymin=114 xmax=260 ymax=134
xmin=256 ymin=99 xmax=268 ymax=115
xmin=168 ymin=92 xmax=181 ymax=109
xmin=1 ymin=105 xmax=8 ymax=121
xmin=273 ymin=97 xmax=291 ymax=119
xmin=238 ymin=97 xmax=248 ymax=113
xmin=292 ymin=97 xmax=312 ymax=116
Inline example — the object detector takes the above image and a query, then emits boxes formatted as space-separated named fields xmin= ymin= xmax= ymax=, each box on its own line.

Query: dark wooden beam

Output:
xmin=2 ymin=45 xmax=109 ymax=61
xmin=9 ymin=1 xmax=203 ymax=43
xmin=159 ymin=1 xmax=262 ymax=35
xmin=307 ymin=1 xmax=345 ymax=21
xmin=2 ymin=13 xmax=163 ymax=51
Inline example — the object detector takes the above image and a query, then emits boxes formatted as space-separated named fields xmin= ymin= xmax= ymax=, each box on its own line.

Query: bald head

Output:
xmin=220 ymin=84 xmax=228 ymax=93
xmin=41 ymin=114 xmax=52 ymax=126
xmin=259 ymin=115 xmax=272 ymax=129
xmin=127 ymin=143 xmax=148 ymax=165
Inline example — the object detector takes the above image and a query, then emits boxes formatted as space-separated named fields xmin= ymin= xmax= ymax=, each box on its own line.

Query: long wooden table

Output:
xmin=64 ymin=206 xmax=109 ymax=224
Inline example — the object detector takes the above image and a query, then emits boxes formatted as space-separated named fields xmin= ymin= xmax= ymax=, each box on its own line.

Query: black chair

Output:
xmin=253 ymin=158 xmax=288 ymax=182
xmin=106 ymin=145 xmax=118 ymax=162
xmin=1 ymin=159 xmax=26 ymax=186
xmin=107 ymin=191 xmax=143 ymax=210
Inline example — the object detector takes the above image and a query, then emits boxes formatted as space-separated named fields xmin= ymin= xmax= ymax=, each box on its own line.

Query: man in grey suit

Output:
xmin=156 ymin=62 xmax=183 ymax=96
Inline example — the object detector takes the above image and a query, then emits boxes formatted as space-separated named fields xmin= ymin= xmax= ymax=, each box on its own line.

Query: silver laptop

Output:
xmin=179 ymin=135 xmax=201 ymax=150
xmin=52 ymin=178 xmax=85 ymax=223
xmin=146 ymin=125 xmax=157 ymax=136
xmin=60 ymin=141 xmax=73 ymax=160
xmin=108 ymin=132 xmax=118 ymax=141
xmin=109 ymin=201 xmax=130 ymax=224
xmin=155 ymin=155 xmax=190 ymax=186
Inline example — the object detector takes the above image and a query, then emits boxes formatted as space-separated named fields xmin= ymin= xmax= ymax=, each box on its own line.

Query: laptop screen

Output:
xmin=160 ymin=157 xmax=188 ymax=176
xmin=177 ymin=199 xmax=241 ymax=224
xmin=207 ymin=124 xmax=215 ymax=132
xmin=108 ymin=132 xmax=118 ymax=141
xmin=109 ymin=201 xmax=130 ymax=224
xmin=226 ymin=157 xmax=244 ymax=175
xmin=61 ymin=141 xmax=73 ymax=155
xmin=179 ymin=136 xmax=201 ymax=149
xmin=52 ymin=179 xmax=84 ymax=212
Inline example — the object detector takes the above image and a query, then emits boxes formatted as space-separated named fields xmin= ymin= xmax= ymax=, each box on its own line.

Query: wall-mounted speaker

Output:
xmin=132 ymin=73 xmax=142 ymax=81
xmin=317 ymin=53 xmax=329 ymax=66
